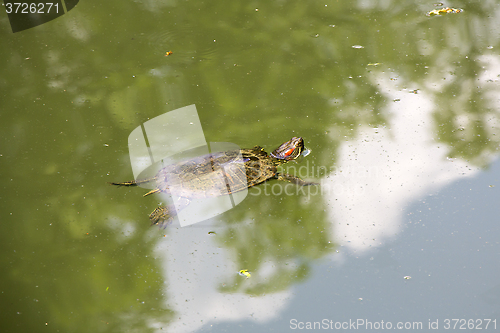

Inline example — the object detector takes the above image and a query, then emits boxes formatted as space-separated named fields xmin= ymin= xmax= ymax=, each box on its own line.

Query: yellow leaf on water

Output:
xmin=427 ymin=7 xmax=462 ymax=16
xmin=239 ymin=269 xmax=251 ymax=278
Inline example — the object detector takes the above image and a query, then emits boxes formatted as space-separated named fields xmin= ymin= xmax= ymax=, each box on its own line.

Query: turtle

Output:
xmin=110 ymin=137 xmax=317 ymax=227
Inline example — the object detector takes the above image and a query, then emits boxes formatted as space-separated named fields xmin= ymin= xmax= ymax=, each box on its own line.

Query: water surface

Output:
xmin=1 ymin=1 xmax=499 ymax=332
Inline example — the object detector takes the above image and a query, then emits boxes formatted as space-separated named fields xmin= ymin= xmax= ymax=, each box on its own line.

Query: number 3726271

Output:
xmin=443 ymin=319 xmax=496 ymax=330
xmin=5 ymin=3 xmax=60 ymax=14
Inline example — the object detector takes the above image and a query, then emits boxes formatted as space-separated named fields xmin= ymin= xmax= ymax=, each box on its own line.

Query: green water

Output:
xmin=1 ymin=1 xmax=499 ymax=332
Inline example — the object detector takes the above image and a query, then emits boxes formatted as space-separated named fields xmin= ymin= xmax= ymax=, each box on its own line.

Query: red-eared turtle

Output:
xmin=110 ymin=137 xmax=316 ymax=226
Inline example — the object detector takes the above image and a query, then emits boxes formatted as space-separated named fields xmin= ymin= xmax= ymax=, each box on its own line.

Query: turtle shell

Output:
xmin=153 ymin=145 xmax=278 ymax=199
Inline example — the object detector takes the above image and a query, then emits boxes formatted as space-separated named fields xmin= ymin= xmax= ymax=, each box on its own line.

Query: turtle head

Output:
xmin=270 ymin=137 xmax=305 ymax=162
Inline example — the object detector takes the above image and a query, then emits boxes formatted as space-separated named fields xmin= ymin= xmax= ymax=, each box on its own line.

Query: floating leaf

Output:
xmin=239 ymin=269 xmax=251 ymax=278
xmin=427 ymin=7 xmax=463 ymax=16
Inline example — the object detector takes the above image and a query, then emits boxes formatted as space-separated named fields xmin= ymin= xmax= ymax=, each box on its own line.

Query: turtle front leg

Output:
xmin=149 ymin=205 xmax=177 ymax=228
xmin=276 ymin=173 xmax=319 ymax=186
xmin=148 ymin=197 xmax=190 ymax=228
